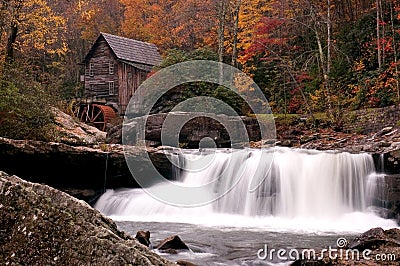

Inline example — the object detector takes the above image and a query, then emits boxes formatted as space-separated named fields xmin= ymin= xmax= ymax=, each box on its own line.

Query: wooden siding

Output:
xmin=118 ymin=63 xmax=148 ymax=114
xmin=84 ymin=38 xmax=119 ymax=105
xmin=84 ymin=35 xmax=150 ymax=115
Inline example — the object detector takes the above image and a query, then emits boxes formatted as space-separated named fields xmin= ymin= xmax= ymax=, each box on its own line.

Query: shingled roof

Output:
xmin=85 ymin=33 xmax=162 ymax=68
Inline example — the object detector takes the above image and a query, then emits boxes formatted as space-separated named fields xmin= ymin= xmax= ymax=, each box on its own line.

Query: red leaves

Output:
xmin=241 ymin=17 xmax=288 ymax=62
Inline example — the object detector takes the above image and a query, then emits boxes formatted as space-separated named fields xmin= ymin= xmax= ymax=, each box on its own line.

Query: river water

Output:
xmin=116 ymin=220 xmax=357 ymax=265
xmin=95 ymin=147 xmax=398 ymax=265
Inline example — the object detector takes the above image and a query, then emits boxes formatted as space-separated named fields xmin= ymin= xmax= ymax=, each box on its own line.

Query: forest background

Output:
xmin=0 ymin=0 xmax=399 ymax=140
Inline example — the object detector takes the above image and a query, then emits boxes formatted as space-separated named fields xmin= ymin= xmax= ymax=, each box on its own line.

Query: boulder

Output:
xmin=106 ymin=124 xmax=122 ymax=144
xmin=349 ymin=227 xmax=386 ymax=250
xmin=52 ymin=107 xmax=106 ymax=145
xmin=350 ymin=228 xmax=400 ymax=251
xmin=0 ymin=171 xmax=174 ymax=265
xmin=136 ymin=230 xmax=151 ymax=247
xmin=295 ymin=228 xmax=400 ymax=265
xmin=176 ymin=260 xmax=197 ymax=266
xmin=156 ymin=235 xmax=190 ymax=251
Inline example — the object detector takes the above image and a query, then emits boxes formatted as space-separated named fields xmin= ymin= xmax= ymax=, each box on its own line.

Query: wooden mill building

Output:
xmin=82 ymin=32 xmax=162 ymax=115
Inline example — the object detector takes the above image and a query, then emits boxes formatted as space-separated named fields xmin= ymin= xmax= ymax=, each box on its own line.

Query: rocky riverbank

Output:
xmin=107 ymin=112 xmax=265 ymax=148
xmin=1 ymin=108 xmax=400 ymax=265
xmin=278 ymin=126 xmax=400 ymax=154
xmin=0 ymin=137 xmax=174 ymax=204
xmin=1 ymin=109 xmax=400 ymax=220
xmin=0 ymin=171 xmax=174 ymax=265
xmin=272 ymin=118 xmax=400 ymax=174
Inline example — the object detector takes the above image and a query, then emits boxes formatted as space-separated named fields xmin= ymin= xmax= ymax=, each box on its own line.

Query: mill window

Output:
xmin=89 ymin=63 xmax=94 ymax=77
xmin=109 ymin=81 xmax=116 ymax=95
xmin=109 ymin=61 xmax=114 ymax=75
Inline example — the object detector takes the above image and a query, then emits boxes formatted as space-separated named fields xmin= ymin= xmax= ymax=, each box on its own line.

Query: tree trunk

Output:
xmin=231 ymin=0 xmax=242 ymax=67
xmin=376 ymin=0 xmax=382 ymax=70
xmin=327 ymin=0 xmax=332 ymax=76
xmin=390 ymin=1 xmax=399 ymax=102
xmin=0 ymin=0 xmax=11 ymax=45
xmin=5 ymin=0 xmax=23 ymax=65
xmin=326 ymin=0 xmax=333 ymax=119
xmin=218 ymin=0 xmax=227 ymax=83
xmin=5 ymin=23 xmax=18 ymax=63
xmin=380 ymin=0 xmax=385 ymax=66
xmin=218 ymin=0 xmax=227 ymax=64
xmin=313 ymin=16 xmax=332 ymax=117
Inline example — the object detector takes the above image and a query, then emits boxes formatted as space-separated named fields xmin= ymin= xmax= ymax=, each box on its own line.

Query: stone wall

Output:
xmin=343 ymin=105 xmax=400 ymax=134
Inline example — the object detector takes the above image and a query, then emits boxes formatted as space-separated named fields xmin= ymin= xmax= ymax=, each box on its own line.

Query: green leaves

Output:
xmin=0 ymin=78 xmax=55 ymax=141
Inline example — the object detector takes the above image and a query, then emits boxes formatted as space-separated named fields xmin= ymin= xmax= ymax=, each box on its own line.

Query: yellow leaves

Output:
xmin=353 ymin=60 xmax=365 ymax=72
xmin=310 ymin=88 xmax=328 ymax=111
xmin=69 ymin=0 xmax=122 ymax=42
xmin=121 ymin=0 xmax=218 ymax=50
xmin=237 ymin=0 xmax=272 ymax=64
xmin=348 ymin=84 xmax=360 ymax=94
xmin=81 ymin=9 xmax=96 ymax=22
xmin=3 ymin=0 xmax=67 ymax=56
xmin=234 ymin=72 xmax=255 ymax=93
xmin=239 ymin=64 xmax=256 ymax=76
xmin=121 ymin=0 xmax=273 ymax=55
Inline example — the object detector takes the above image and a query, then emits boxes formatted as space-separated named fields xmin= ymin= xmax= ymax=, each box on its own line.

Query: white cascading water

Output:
xmin=95 ymin=147 xmax=397 ymax=233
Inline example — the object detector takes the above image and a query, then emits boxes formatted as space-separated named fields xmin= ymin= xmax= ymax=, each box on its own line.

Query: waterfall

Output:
xmin=176 ymin=148 xmax=375 ymax=217
xmin=95 ymin=147 xmax=397 ymax=232
xmin=375 ymin=153 xmax=385 ymax=173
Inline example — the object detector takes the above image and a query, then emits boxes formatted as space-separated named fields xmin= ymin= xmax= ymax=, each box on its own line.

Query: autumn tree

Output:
xmin=0 ymin=0 xmax=66 ymax=65
xmin=120 ymin=0 xmax=218 ymax=51
xmin=44 ymin=0 xmax=125 ymax=99
xmin=0 ymin=0 xmax=68 ymax=140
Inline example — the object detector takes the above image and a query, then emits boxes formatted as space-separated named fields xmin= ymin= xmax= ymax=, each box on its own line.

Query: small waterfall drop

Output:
xmin=376 ymin=153 xmax=385 ymax=173
xmin=95 ymin=147 xmax=397 ymax=232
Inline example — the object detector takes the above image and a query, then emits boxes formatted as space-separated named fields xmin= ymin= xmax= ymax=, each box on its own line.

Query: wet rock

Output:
xmin=60 ymin=188 xmax=100 ymax=205
xmin=380 ymin=141 xmax=392 ymax=148
xmin=375 ymin=127 xmax=394 ymax=137
xmin=349 ymin=228 xmax=387 ymax=250
xmin=300 ymin=135 xmax=317 ymax=144
xmin=280 ymin=139 xmax=293 ymax=147
xmin=160 ymin=249 xmax=179 ymax=254
xmin=156 ymin=235 xmax=189 ymax=251
xmin=0 ymin=171 xmax=174 ymax=265
xmin=0 ymin=137 xmax=174 ymax=203
xmin=176 ymin=260 xmax=197 ymax=266
xmin=295 ymin=228 xmax=400 ymax=265
xmin=385 ymin=150 xmax=400 ymax=174
xmin=106 ymin=124 xmax=122 ymax=144
xmin=381 ymin=175 xmax=400 ymax=220
xmin=369 ymin=207 xmax=398 ymax=220
xmin=136 ymin=231 xmax=151 ymax=247
xmin=289 ymin=129 xmax=303 ymax=136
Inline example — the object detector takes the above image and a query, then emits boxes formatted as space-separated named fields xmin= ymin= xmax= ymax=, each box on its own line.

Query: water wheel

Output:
xmin=79 ymin=104 xmax=117 ymax=131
